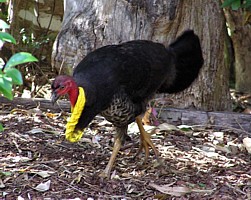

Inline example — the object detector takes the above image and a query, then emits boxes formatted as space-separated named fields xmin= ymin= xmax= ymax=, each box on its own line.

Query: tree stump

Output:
xmin=52 ymin=0 xmax=231 ymax=111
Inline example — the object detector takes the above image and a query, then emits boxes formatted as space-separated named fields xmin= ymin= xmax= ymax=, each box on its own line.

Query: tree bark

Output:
xmin=223 ymin=7 xmax=251 ymax=93
xmin=52 ymin=0 xmax=231 ymax=111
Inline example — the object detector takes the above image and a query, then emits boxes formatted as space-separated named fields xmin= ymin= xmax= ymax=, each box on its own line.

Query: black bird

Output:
xmin=51 ymin=30 xmax=204 ymax=177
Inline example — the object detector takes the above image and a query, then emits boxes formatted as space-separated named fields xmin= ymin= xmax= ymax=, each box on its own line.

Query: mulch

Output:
xmin=0 ymin=105 xmax=251 ymax=199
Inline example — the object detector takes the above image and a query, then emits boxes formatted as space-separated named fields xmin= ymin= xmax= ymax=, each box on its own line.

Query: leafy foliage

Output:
xmin=0 ymin=42 xmax=38 ymax=100
xmin=222 ymin=0 xmax=251 ymax=11
xmin=4 ymin=52 xmax=38 ymax=70
xmin=0 ymin=0 xmax=38 ymax=131
xmin=0 ymin=32 xmax=16 ymax=44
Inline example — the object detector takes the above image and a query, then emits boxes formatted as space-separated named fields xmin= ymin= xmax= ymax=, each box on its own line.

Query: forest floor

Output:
xmin=0 ymin=92 xmax=251 ymax=200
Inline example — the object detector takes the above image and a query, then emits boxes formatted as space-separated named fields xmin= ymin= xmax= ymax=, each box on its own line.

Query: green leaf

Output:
xmin=2 ymin=171 xmax=11 ymax=176
xmin=222 ymin=0 xmax=238 ymax=8
xmin=198 ymin=183 xmax=206 ymax=188
xmin=231 ymin=0 xmax=241 ymax=10
xmin=5 ymin=68 xmax=23 ymax=85
xmin=0 ymin=0 xmax=7 ymax=2
xmin=0 ymin=19 xmax=9 ymax=29
xmin=4 ymin=52 xmax=38 ymax=69
xmin=0 ymin=123 xmax=3 ymax=132
xmin=177 ymin=125 xmax=193 ymax=131
xmin=243 ymin=3 xmax=251 ymax=11
xmin=0 ymin=171 xmax=11 ymax=176
xmin=0 ymin=32 xmax=16 ymax=44
xmin=0 ymin=75 xmax=13 ymax=100
xmin=246 ymin=0 xmax=251 ymax=8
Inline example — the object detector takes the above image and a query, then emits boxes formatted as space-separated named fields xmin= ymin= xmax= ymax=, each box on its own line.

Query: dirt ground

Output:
xmin=0 ymin=102 xmax=251 ymax=199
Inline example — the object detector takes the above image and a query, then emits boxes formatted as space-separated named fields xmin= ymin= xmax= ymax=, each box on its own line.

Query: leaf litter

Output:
xmin=0 ymin=106 xmax=251 ymax=199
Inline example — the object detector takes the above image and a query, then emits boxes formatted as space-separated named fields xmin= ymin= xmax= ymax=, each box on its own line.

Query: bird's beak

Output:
xmin=51 ymin=91 xmax=59 ymax=105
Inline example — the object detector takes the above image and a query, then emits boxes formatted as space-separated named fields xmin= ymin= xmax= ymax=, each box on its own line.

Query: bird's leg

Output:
xmin=100 ymin=126 xmax=127 ymax=178
xmin=101 ymin=137 xmax=122 ymax=178
xmin=135 ymin=116 xmax=159 ymax=163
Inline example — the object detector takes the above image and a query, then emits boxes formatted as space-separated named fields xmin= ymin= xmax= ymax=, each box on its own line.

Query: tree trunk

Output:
xmin=6 ymin=0 xmax=64 ymax=95
xmin=223 ymin=8 xmax=251 ymax=93
xmin=52 ymin=0 xmax=231 ymax=111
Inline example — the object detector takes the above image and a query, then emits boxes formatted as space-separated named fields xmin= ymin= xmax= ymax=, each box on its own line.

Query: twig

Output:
xmin=53 ymin=143 xmax=73 ymax=150
xmin=234 ymin=118 xmax=248 ymax=134
xmin=56 ymin=177 xmax=89 ymax=195
xmin=35 ymin=159 xmax=64 ymax=167
xmin=82 ymin=180 xmax=110 ymax=194
xmin=225 ymin=182 xmax=247 ymax=195
xmin=238 ymin=94 xmax=251 ymax=101
xmin=12 ymin=139 xmax=22 ymax=153
xmin=191 ymin=124 xmax=251 ymax=136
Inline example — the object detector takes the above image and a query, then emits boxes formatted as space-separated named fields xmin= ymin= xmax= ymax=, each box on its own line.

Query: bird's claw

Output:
xmin=135 ymin=116 xmax=159 ymax=164
xmin=134 ymin=132 xmax=159 ymax=163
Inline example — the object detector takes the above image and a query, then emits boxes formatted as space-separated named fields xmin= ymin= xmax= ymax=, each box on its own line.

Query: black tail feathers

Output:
xmin=158 ymin=30 xmax=204 ymax=93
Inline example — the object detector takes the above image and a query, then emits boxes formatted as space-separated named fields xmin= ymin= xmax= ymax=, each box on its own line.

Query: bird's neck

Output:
xmin=68 ymin=82 xmax=79 ymax=107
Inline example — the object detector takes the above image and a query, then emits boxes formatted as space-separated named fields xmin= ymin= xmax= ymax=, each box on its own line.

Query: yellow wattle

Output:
xmin=65 ymin=87 xmax=86 ymax=142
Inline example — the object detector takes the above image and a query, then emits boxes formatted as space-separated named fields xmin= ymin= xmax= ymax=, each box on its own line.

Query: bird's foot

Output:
xmin=135 ymin=116 xmax=159 ymax=164
xmin=134 ymin=131 xmax=159 ymax=163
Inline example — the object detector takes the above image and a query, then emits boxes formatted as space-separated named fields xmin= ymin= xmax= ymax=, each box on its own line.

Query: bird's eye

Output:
xmin=60 ymin=85 xmax=65 ymax=89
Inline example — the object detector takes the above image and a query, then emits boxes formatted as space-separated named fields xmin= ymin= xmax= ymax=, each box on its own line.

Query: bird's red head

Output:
xmin=51 ymin=75 xmax=79 ymax=107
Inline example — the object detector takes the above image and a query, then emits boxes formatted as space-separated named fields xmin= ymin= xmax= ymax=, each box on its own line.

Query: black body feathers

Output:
xmin=73 ymin=30 xmax=203 ymax=130
xmin=158 ymin=30 xmax=204 ymax=93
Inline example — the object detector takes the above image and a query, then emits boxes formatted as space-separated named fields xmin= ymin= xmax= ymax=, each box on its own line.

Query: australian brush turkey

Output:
xmin=51 ymin=30 xmax=204 ymax=178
